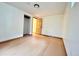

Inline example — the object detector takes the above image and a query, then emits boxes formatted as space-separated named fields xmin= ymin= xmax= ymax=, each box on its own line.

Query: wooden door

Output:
xmin=33 ymin=18 xmax=42 ymax=34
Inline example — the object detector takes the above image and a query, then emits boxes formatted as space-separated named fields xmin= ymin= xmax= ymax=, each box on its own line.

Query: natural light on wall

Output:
xmin=71 ymin=2 xmax=76 ymax=8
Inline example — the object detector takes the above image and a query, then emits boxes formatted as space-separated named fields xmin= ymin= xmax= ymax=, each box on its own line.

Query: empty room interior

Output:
xmin=0 ymin=2 xmax=79 ymax=56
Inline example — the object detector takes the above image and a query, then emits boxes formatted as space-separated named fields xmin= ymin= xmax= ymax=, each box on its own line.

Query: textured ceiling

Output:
xmin=5 ymin=2 xmax=67 ymax=17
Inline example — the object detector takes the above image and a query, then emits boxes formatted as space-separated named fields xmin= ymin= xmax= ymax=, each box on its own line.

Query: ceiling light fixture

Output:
xmin=34 ymin=3 xmax=40 ymax=8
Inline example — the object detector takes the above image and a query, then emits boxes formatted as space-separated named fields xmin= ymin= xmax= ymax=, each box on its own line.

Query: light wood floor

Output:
xmin=0 ymin=34 xmax=67 ymax=56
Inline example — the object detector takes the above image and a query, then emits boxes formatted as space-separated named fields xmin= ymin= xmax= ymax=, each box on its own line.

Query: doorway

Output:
xmin=32 ymin=17 xmax=42 ymax=35
xmin=23 ymin=15 xmax=30 ymax=36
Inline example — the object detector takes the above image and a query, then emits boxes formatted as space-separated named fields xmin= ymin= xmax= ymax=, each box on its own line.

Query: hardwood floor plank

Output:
xmin=0 ymin=35 xmax=66 ymax=56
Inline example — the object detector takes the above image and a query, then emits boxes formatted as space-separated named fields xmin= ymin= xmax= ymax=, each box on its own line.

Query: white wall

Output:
xmin=42 ymin=15 xmax=64 ymax=37
xmin=0 ymin=3 xmax=32 ymax=42
xmin=63 ymin=2 xmax=79 ymax=56
xmin=63 ymin=3 xmax=71 ymax=55
xmin=23 ymin=18 xmax=30 ymax=34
